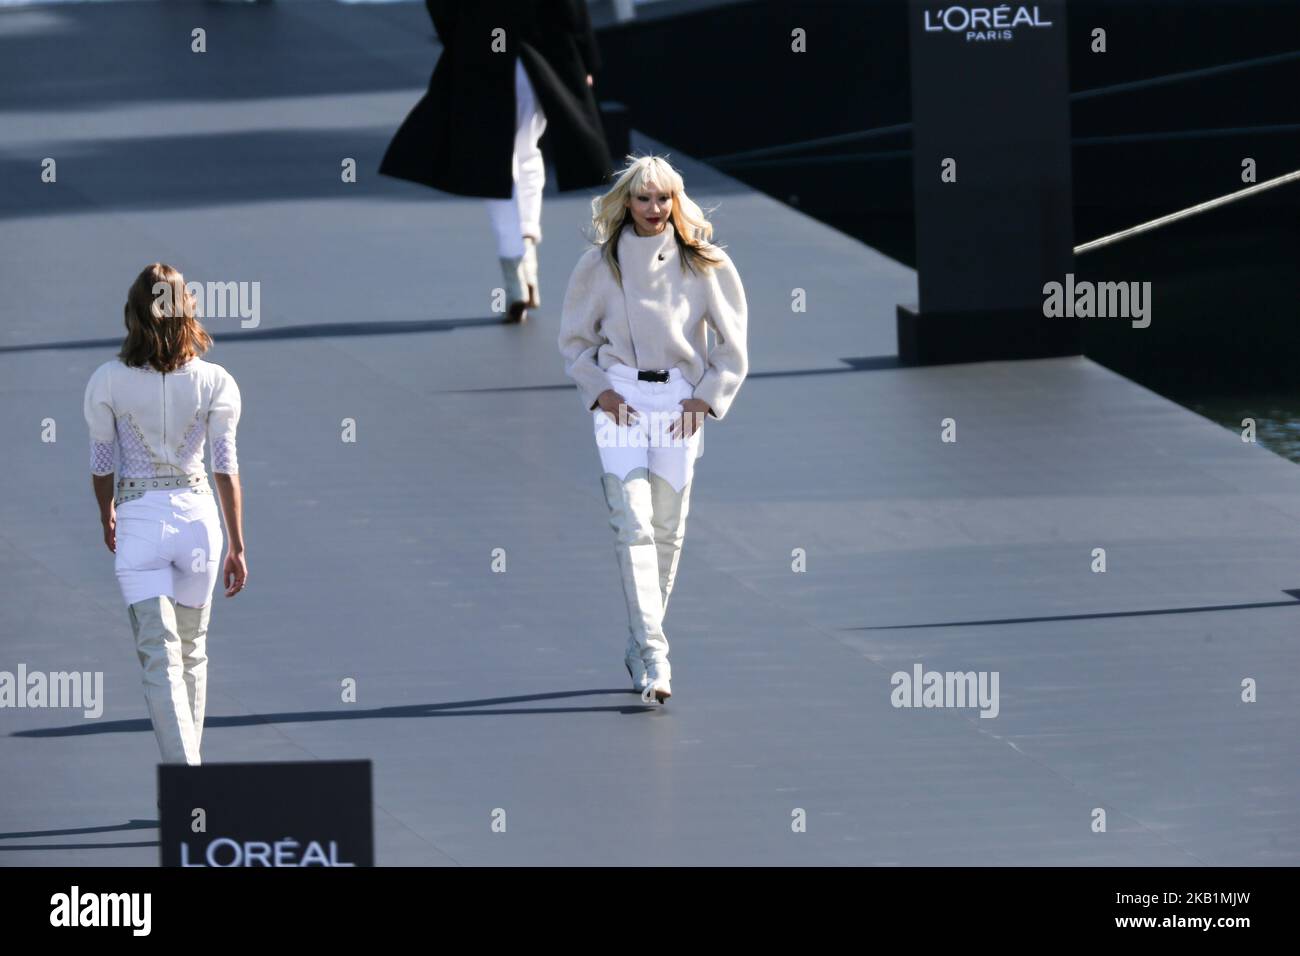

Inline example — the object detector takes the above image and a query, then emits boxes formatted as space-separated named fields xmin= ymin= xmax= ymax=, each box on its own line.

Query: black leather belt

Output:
xmin=637 ymin=369 xmax=670 ymax=382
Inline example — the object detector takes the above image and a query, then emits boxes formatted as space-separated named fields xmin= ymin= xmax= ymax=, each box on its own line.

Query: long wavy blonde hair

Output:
xmin=588 ymin=154 xmax=725 ymax=286
xmin=120 ymin=263 xmax=212 ymax=373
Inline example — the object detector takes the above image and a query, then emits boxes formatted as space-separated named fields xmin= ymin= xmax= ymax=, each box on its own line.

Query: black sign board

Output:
xmin=899 ymin=0 xmax=1078 ymax=363
xmin=159 ymin=760 xmax=373 ymax=867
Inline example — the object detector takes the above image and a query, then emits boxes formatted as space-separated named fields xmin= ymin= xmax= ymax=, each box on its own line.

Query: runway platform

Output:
xmin=0 ymin=0 xmax=1296 ymax=866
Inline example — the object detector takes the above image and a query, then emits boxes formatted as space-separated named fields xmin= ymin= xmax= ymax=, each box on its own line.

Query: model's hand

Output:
xmin=224 ymin=550 xmax=248 ymax=597
xmin=671 ymin=398 xmax=711 ymax=440
xmin=586 ymin=74 xmax=594 ymax=87
xmin=101 ymin=511 xmax=116 ymax=553
xmin=596 ymin=389 xmax=640 ymax=426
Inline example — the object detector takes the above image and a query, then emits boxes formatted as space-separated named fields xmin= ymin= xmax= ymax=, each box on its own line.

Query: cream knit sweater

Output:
xmin=557 ymin=221 xmax=749 ymax=420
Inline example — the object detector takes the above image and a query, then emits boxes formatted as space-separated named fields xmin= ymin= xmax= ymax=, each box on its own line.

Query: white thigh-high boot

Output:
xmin=649 ymin=471 xmax=695 ymax=615
xmin=600 ymin=469 xmax=671 ymax=701
xmin=173 ymin=602 xmax=210 ymax=752
xmin=522 ymin=236 xmax=540 ymax=308
xmin=499 ymin=254 xmax=530 ymax=323
xmin=128 ymin=596 xmax=201 ymax=764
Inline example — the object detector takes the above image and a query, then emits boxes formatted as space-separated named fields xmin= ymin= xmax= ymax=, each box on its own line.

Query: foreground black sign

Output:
xmin=159 ymin=761 xmax=373 ymax=867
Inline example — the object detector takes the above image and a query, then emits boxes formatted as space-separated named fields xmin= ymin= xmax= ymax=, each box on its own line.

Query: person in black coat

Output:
xmin=380 ymin=1 xmax=614 ymax=322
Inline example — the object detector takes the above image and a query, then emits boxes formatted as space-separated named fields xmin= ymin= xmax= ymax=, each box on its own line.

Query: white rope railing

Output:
xmin=1073 ymin=169 xmax=1300 ymax=255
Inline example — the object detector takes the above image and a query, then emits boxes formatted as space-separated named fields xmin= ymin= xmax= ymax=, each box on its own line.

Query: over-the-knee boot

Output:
xmin=499 ymin=254 xmax=530 ymax=323
xmin=600 ymin=469 xmax=670 ymax=700
xmin=173 ymin=601 xmax=210 ymax=752
xmin=623 ymin=632 xmax=648 ymax=693
xmin=649 ymin=471 xmax=695 ymax=615
xmin=522 ymin=235 xmax=540 ymax=308
xmin=128 ymin=596 xmax=201 ymax=764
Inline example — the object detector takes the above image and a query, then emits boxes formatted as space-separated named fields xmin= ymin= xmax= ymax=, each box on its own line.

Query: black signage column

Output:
xmin=898 ymin=0 xmax=1078 ymax=364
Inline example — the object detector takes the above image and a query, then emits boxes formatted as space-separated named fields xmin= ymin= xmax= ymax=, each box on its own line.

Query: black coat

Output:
xmin=379 ymin=0 xmax=614 ymax=198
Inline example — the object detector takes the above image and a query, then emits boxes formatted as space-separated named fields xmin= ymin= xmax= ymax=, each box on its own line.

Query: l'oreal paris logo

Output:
xmin=180 ymin=837 xmax=356 ymax=867
xmin=923 ymin=5 xmax=1053 ymax=42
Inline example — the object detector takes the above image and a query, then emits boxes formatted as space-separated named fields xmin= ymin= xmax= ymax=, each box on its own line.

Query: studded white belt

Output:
xmin=115 ymin=472 xmax=211 ymax=505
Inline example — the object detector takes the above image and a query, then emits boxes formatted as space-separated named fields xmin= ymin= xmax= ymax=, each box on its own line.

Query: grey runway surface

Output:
xmin=1 ymin=1 xmax=1298 ymax=866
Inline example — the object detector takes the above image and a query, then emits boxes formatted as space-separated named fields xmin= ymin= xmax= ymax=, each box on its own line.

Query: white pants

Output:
xmin=485 ymin=56 xmax=547 ymax=259
xmin=593 ymin=364 xmax=704 ymax=488
xmin=115 ymin=489 xmax=223 ymax=608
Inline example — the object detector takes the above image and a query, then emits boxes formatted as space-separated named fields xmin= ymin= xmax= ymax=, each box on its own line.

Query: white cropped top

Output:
xmin=83 ymin=357 xmax=241 ymax=478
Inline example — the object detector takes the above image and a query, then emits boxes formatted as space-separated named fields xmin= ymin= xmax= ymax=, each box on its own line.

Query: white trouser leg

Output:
xmin=485 ymin=57 xmax=548 ymax=258
xmin=129 ymin=596 xmax=201 ymax=765
xmin=513 ymin=58 xmax=547 ymax=244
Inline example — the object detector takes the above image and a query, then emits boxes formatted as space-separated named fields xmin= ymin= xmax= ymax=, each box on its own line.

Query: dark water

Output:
xmin=1170 ymin=393 xmax=1300 ymax=464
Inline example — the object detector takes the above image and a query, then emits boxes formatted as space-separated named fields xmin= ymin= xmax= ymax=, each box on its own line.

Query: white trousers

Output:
xmin=593 ymin=364 xmax=704 ymax=488
xmin=485 ymin=57 xmax=548 ymax=259
xmin=115 ymin=489 xmax=223 ymax=607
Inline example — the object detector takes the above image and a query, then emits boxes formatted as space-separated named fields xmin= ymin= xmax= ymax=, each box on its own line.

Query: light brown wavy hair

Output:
xmin=588 ymin=154 xmax=726 ymax=286
xmin=119 ymin=263 xmax=212 ymax=372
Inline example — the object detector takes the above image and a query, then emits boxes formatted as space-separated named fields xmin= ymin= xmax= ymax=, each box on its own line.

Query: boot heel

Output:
xmin=645 ymin=659 xmax=672 ymax=703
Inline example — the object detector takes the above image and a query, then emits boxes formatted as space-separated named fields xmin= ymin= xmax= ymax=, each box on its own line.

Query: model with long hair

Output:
xmin=83 ymin=264 xmax=247 ymax=765
xmin=558 ymin=155 xmax=749 ymax=703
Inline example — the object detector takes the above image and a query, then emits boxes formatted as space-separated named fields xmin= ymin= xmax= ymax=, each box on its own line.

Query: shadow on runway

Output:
xmin=451 ymin=355 xmax=906 ymax=395
xmin=0 ymin=316 xmax=512 ymax=354
xmin=848 ymin=590 xmax=1300 ymax=630
xmin=11 ymin=689 xmax=663 ymax=740
xmin=0 ymin=818 xmax=159 ymax=852
xmin=0 ymin=326 xmax=903 ymax=391
xmin=0 ymin=840 xmax=158 ymax=852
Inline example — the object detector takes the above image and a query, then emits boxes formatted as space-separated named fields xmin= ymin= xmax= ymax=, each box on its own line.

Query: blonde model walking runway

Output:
xmin=84 ymin=263 xmax=246 ymax=765
xmin=558 ymin=155 xmax=749 ymax=703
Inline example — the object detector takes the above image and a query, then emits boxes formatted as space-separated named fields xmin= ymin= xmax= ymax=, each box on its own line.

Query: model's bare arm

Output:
xmin=212 ymin=472 xmax=247 ymax=597
xmin=92 ymin=473 xmax=115 ymax=552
